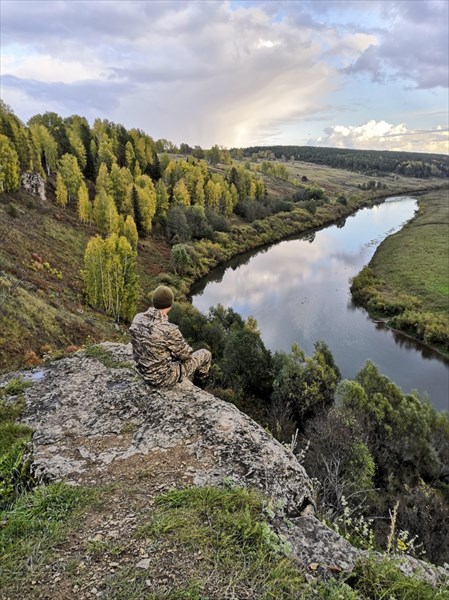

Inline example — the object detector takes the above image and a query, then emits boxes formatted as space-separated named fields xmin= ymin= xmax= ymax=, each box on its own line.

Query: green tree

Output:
xmin=55 ymin=172 xmax=68 ymax=207
xmin=29 ymin=123 xmax=58 ymax=176
xmin=125 ymin=140 xmax=135 ymax=171
xmin=67 ymin=125 xmax=87 ymax=170
xmin=204 ymin=179 xmax=220 ymax=210
xmin=173 ymin=178 xmax=191 ymax=206
xmin=170 ymin=243 xmax=193 ymax=276
xmin=336 ymin=361 xmax=439 ymax=486
xmin=193 ymin=175 xmax=205 ymax=206
xmin=83 ymin=233 xmax=139 ymax=322
xmin=155 ymin=178 xmax=169 ymax=218
xmin=134 ymin=174 xmax=157 ymax=233
xmin=186 ymin=204 xmax=213 ymax=239
xmin=122 ymin=214 xmax=138 ymax=250
xmin=222 ymin=324 xmax=273 ymax=397
xmin=166 ymin=204 xmax=191 ymax=243
xmin=110 ymin=163 xmax=132 ymax=213
xmin=58 ymin=153 xmax=83 ymax=202
xmin=77 ymin=181 xmax=91 ymax=224
xmin=28 ymin=111 xmax=70 ymax=155
xmin=271 ymin=342 xmax=340 ymax=424
xmin=93 ymin=189 xmax=120 ymax=235
xmin=0 ymin=134 xmax=20 ymax=192
xmin=96 ymin=162 xmax=112 ymax=195
xmin=208 ymin=144 xmax=221 ymax=165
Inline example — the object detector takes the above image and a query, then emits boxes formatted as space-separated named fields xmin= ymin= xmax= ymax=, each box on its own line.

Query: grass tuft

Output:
xmin=84 ymin=344 xmax=133 ymax=369
xmin=106 ymin=485 xmax=303 ymax=599
xmin=0 ymin=482 xmax=97 ymax=588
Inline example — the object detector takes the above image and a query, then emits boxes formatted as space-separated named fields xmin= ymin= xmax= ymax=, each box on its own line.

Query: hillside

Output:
xmin=1 ymin=343 xmax=447 ymax=599
xmin=1 ymin=160 xmax=445 ymax=375
xmin=0 ymin=184 xmax=172 ymax=373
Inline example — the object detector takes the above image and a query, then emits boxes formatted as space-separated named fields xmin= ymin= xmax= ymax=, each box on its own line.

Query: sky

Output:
xmin=1 ymin=0 xmax=448 ymax=153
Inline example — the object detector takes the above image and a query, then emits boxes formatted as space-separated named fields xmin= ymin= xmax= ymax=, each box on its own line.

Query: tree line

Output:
xmin=243 ymin=145 xmax=449 ymax=179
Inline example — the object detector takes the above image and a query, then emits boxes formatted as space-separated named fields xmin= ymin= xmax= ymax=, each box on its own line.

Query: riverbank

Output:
xmin=351 ymin=188 xmax=449 ymax=357
xmin=160 ymin=184 xmax=447 ymax=303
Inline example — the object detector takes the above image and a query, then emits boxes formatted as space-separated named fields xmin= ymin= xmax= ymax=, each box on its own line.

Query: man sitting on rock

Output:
xmin=129 ymin=285 xmax=211 ymax=388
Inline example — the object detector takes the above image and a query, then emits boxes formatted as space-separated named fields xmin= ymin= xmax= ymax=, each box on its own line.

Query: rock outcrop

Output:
xmin=21 ymin=172 xmax=46 ymax=201
xmin=4 ymin=342 xmax=447 ymax=587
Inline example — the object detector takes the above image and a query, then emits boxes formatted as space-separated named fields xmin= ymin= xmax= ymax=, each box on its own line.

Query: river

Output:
xmin=191 ymin=196 xmax=449 ymax=412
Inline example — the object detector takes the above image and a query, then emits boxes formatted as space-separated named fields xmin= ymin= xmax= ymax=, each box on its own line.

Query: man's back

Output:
xmin=129 ymin=307 xmax=192 ymax=387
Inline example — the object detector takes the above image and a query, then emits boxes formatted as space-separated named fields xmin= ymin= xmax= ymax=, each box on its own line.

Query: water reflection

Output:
xmin=192 ymin=197 xmax=449 ymax=411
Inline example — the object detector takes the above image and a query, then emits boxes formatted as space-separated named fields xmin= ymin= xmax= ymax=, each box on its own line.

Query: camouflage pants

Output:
xmin=180 ymin=349 xmax=212 ymax=382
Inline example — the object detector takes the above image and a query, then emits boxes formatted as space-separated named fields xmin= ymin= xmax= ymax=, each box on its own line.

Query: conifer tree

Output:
xmin=131 ymin=185 xmax=142 ymax=233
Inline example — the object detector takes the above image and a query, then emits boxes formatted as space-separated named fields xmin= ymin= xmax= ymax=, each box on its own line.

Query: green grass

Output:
xmin=351 ymin=188 xmax=449 ymax=353
xmin=84 ymin=343 xmax=133 ymax=368
xmin=0 ymin=483 xmax=97 ymax=589
xmin=105 ymin=486 xmax=304 ymax=600
xmin=0 ymin=379 xmax=33 ymax=506
xmin=370 ymin=189 xmax=449 ymax=313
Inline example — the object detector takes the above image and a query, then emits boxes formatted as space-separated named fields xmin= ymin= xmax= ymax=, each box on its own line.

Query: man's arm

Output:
xmin=165 ymin=326 xmax=193 ymax=362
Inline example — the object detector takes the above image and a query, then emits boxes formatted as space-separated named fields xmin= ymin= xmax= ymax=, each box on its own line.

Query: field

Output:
xmin=350 ymin=187 xmax=449 ymax=354
xmin=370 ymin=188 xmax=449 ymax=314
xmin=247 ymin=158 xmax=445 ymax=198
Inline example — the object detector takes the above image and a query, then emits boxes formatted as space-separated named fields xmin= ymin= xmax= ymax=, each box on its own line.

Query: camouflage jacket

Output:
xmin=129 ymin=307 xmax=193 ymax=387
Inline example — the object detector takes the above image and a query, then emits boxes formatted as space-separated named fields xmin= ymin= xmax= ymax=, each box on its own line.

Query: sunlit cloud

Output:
xmin=311 ymin=120 xmax=449 ymax=154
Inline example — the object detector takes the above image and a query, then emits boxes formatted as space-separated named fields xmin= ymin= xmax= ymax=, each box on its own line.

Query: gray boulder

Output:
xmin=5 ymin=342 xmax=447 ymax=586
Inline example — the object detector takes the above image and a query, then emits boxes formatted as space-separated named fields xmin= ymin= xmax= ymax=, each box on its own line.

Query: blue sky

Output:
xmin=1 ymin=0 xmax=448 ymax=153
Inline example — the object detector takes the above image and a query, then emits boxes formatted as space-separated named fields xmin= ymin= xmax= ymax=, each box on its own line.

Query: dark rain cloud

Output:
xmin=0 ymin=75 xmax=129 ymax=116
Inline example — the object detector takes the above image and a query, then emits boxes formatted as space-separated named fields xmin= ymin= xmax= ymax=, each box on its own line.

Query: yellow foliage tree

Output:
xmin=56 ymin=172 xmax=68 ymax=207
xmin=83 ymin=233 xmax=139 ymax=322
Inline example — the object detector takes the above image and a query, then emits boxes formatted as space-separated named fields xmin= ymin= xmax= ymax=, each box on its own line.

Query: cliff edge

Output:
xmin=2 ymin=342 xmax=446 ymax=598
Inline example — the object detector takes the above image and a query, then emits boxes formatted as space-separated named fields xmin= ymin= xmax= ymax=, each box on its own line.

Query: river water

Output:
xmin=191 ymin=197 xmax=449 ymax=411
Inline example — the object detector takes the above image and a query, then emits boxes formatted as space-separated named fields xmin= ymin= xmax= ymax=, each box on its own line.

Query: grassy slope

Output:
xmin=0 ymin=188 xmax=172 ymax=372
xmin=369 ymin=188 xmax=449 ymax=315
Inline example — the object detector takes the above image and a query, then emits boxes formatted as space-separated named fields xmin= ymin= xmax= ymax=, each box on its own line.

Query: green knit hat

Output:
xmin=152 ymin=285 xmax=174 ymax=309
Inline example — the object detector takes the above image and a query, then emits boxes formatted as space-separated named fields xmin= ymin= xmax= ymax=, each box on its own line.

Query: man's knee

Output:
xmin=195 ymin=349 xmax=211 ymax=371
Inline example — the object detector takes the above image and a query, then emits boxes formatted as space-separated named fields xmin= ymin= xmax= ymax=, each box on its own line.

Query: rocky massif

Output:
xmin=3 ymin=342 xmax=447 ymax=597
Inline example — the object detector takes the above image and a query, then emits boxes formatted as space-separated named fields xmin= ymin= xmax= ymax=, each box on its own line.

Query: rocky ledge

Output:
xmin=4 ymin=342 xmax=447 ymax=587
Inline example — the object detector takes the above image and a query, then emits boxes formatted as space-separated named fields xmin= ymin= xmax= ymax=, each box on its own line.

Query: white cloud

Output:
xmin=311 ymin=120 xmax=449 ymax=154
xmin=2 ymin=54 xmax=106 ymax=84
